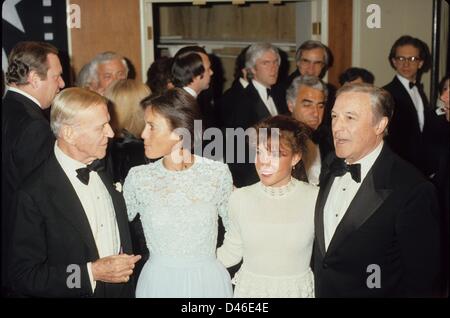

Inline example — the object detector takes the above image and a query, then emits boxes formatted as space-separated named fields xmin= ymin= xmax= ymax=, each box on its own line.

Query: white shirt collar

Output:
xmin=183 ymin=86 xmax=198 ymax=98
xmin=350 ymin=141 xmax=384 ymax=182
xmin=252 ymin=80 xmax=270 ymax=99
xmin=239 ymin=78 xmax=249 ymax=89
xmin=7 ymin=86 xmax=42 ymax=108
xmin=54 ymin=142 xmax=87 ymax=179
xmin=396 ymin=74 xmax=415 ymax=91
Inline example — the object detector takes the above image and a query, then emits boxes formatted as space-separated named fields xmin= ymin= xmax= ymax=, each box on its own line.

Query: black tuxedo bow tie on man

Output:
xmin=76 ymin=159 xmax=105 ymax=185
xmin=329 ymin=159 xmax=361 ymax=183
xmin=314 ymin=83 xmax=441 ymax=298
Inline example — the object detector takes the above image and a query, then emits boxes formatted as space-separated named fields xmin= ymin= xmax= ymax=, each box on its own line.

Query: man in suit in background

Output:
xmin=314 ymin=83 xmax=441 ymax=297
xmin=8 ymin=88 xmax=141 ymax=297
xmin=383 ymin=35 xmax=439 ymax=175
xmin=287 ymin=40 xmax=335 ymax=128
xmin=76 ymin=51 xmax=128 ymax=95
xmin=227 ymin=43 xmax=288 ymax=187
xmin=2 ymin=41 xmax=65 ymax=295
xmin=286 ymin=75 xmax=334 ymax=185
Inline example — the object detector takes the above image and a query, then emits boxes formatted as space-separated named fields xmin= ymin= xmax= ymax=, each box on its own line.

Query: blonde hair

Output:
xmin=104 ymin=79 xmax=150 ymax=138
xmin=50 ymin=87 xmax=107 ymax=137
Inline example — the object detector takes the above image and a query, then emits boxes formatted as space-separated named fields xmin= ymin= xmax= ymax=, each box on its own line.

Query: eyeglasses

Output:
xmin=300 ymin=58 xmax=325 ymax=67
xmin=394 ymin=56 xmax=421 ymax=63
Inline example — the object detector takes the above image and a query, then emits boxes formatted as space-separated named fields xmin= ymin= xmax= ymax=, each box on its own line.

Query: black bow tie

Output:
xmin=76 ymin=159 xmax=104 ymax=185
xmin=409 ymin=82 xmax=416 ymax=89
xmin=330 ymin=159 xmax=361 ymax=183
xmin=266 ymin=88 xmax=272 ymax=100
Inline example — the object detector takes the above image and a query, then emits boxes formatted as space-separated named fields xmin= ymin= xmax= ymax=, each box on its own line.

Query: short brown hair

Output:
xmin=6 ymin=41 xmax=59 ymax=85
xmin=140 ymin=88 xmax=201 ymax=149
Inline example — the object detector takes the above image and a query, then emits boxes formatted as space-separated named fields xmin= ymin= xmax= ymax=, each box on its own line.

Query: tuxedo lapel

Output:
xmin=315 ymin=173 xmax=335 ymax=257
xmin=98 ymin=171 xmax=131 ymax=254
xmin=46 ymin=154 xmax=99 ymax=260
xmin=247 ymin=82 xmax=271 ymax=122
xmin=325 ymin=145 xmax=393 ymax=255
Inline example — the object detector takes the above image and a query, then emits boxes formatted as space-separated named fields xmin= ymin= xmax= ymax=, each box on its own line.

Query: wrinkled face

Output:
xmin=297 ymin=48 xmax=326 ymax=77
xmin=288 ymin=85 xmax=325 ymax=130
xmin=196 ymin=52 xmax=213 ymax=92
xmin=141 ymin=107 xmax=180 ymax=159
xmin=255 ymin=138 xmax=301 ymax=187
xmin=71 ymin=103 xmax=114 ymax=163
xmin=96 ymin=59 xmax=127 ymax=94
xmin=332 ymin=92 xmax=386 ymax=164
xmin=35 ymin=53 xmax=65 ymax=108
xmin=252 ymin=50 xmax=280 ymax=87
xmin=392 ymin=45 xmax=424 ymax=82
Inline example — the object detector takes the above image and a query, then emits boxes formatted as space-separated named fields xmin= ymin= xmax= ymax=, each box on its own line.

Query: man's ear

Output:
xmin=27 ymin=70 xmax=41 ymax=89
xmin=375 ymin=117 xmax=389 ymax=136
xmin=292 ymin=152 xmax=302 ymax=167
xmin=62 ymin=125 xmax=76 ymax=145
xmin=287 ymin=100 xmax=294 ymax=113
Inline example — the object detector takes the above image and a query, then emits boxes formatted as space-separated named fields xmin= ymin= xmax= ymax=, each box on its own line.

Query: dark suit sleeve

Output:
xmin=13 ymin=119 xmax=54 ymax=182
xmin=8 ymin=190 xmax=93 ymax=298
xmin=395 ymin=181 xmax=441 ymax=297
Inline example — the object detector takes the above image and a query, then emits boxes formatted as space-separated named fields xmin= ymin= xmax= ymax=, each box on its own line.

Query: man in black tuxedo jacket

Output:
xmin=286 ymin=75 xmax=334 ymax=185
xmin=2 ymin=42 xmax=65 ymax=294
xmin=225 ymin=43 xmax=288 ymax=187
xmin=314 ymin=83 xmax=441 ymax=297
xmin=383 ymin=35 xmax=439 ymax=175
xmin=8 ymin=88 xmax=141 ymax=298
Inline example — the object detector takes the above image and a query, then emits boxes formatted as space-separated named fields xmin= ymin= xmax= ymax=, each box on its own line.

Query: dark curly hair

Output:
xmin=6 ymin=41 xmax=58 ymax=85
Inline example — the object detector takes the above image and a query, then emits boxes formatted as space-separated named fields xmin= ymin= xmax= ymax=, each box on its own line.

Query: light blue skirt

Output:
xmin=136 ymin=254 xmax=233 ymax=298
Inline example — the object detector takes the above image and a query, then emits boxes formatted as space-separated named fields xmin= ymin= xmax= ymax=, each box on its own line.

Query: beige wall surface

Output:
xmin=354 ymin=0 xmax=434 ymax=97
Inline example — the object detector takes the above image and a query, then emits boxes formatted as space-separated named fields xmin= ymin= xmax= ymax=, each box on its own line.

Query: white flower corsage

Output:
xmin=114 ymin=182 xmax=123 ymax=193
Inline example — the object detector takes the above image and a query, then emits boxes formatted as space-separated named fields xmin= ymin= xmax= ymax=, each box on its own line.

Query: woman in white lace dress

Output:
xmin=124 ymin=88 xmax=233 ymax=298
xmin=217 ymin=115 xmax=319 ymax=298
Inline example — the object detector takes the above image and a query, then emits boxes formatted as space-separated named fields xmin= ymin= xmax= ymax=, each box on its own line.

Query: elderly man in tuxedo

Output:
xmin=314 ymin=83 xmax=441 ymax=297
xmin=8 ymin=88 xmax=141 ymax=298
xmin=2 ymin=41 xmax=65 ymax=294
xmin=286 ymin=75 xmax=334 ymax=185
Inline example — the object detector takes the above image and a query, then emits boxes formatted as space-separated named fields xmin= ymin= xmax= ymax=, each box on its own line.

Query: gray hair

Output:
xmin=295 ymin=40 xmax=330 ymax=68
xmin=75 ymin=62 xmax=94 ymax=88
xmin=335 ymin=83 xmax=394 ymax=136
xmin=286 ymin=75 xmax=328 ymax=105
xmin=245 ymin=43 xmax=280 ymax=71
xmin=83 ymin=51 xmax=129 ymax=86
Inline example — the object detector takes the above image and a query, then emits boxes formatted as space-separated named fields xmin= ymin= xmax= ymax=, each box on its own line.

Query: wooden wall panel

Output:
xmin=328 ymin=0 xmax=353 ymax=88
xmin=70 ymin=0 xmax=142 ymax=83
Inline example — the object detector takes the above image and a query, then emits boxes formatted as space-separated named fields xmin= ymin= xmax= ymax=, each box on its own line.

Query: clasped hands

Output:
xmin=91 ymin=253 xmax=142 ymax=283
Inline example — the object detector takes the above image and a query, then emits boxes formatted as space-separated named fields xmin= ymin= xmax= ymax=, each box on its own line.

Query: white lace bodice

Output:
xmin=124 ymin=155 xmax=233 ymax=259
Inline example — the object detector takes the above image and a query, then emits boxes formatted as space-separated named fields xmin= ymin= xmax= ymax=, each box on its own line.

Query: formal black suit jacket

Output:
xmin=225 ymin=80 xmax=288 ymax=187
xmin=314 ymin=144 xmax=441 ymax=297
xmin=1 ymin=91 xmax=55 ymax=288
xmin=218 ymin=79 xmax=247 ymax=129
xmin=8 ymin=151 xmax=135 ymax=298
xmin=383 ymin=76 xmax=439 ymax=175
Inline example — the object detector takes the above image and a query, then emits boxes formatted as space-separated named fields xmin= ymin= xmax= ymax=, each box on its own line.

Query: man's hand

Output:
xmin=91 ymin=254 xmax=142 ymax=283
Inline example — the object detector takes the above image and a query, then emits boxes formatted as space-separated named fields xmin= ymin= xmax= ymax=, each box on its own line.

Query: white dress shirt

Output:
xmin=252 ymin=80 xmax=278 ymax=116
xmin=239 ymin=78 xmax=249 ymax=89
xmin=323 ymin=141 xmax=384 ymax=251
xmin=7 ymin=86 xmax=42 ymax=108
xmin=54 ymin=143 xmax=120 ymax=291
xmin=396 ymin=74 xmax=425 ymax=132
xmin=183 ymin=86 xmax=198 ymax=98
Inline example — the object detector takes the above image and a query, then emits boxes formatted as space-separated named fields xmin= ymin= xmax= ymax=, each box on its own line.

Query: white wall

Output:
xmin=353 ymin=0 xmax=434 ymax=96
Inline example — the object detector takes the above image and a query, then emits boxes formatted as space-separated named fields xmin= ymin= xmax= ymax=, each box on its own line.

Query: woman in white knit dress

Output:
xmin=217 ymin=115 xmax=319 ymax=298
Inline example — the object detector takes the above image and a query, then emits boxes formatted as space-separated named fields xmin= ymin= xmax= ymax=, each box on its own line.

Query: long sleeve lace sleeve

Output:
xmin=217 ymin=191 xmax=243 ymax=268
xmin=217 ymin=165 xmax=233 ymax=231
xmin=123 ymin=167 xmax=139 ymax=222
